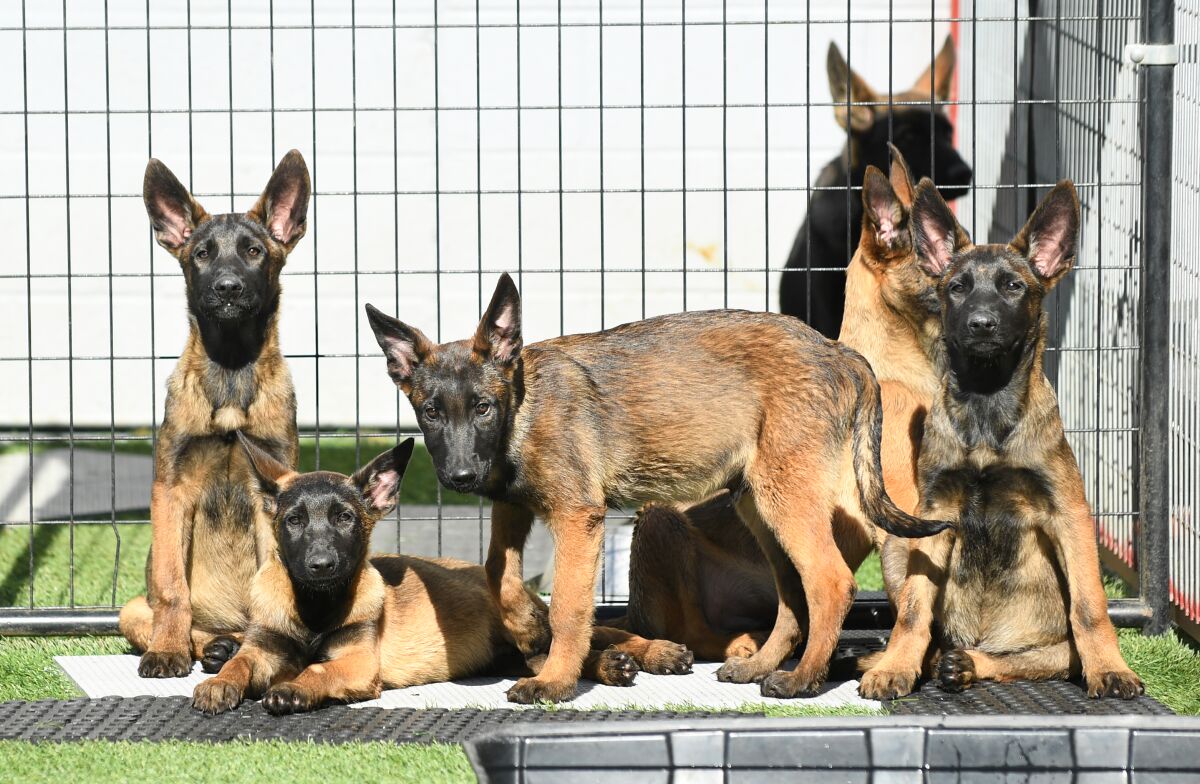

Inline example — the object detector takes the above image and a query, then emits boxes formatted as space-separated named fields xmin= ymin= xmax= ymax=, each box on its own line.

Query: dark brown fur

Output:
xmin=119 ymin=151 xmax=309 ymax=677
xmin=366 ymin=274 xmax=949 ymax=703
xmin=858 ymin=179 xmax=1143 ymax=700
xmin=192 ymin=438 xmax=690 ymax=715
xmin=612 ymin=148 xmax=950 ymax=664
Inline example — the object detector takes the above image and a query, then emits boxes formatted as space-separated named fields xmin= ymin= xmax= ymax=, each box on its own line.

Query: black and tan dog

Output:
xmin=615 ymin=148 xmax=947 ymax=662
xmin=119 ymin=151 xmax=309 ymax=677
xmin=858 ymin=179 xmax=1143 ymax=699
xmin=192 ymin=436 xmax=686 ymax=715
xmin=365 ymin=275 xmax=949 ymax=703
xmin=781 ymin=37 xmax=972 ymax=338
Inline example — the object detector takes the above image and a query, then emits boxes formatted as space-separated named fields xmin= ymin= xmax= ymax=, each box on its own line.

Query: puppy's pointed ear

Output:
xmin=365 ymin=304 xmax=434 ymax=393
xmin=473 ymin=273 xmax=523 ymax=366
xmin=237 ymin=432 xmax=296 ymax=514
xmin=352 ymin=438 xmax=415 ymax=517
xmin=143 ymin=159 xmax=209 ymax=257
xmin=911 ymin=35 xmax=956 ymax=102
xmin=887 ymin=142 xmax=916 ymax=208
xmin=827 ymin=42 xmax=877 ymax=132
xmin=246 ymin=149 xmax=311 ymax=252
xmin=912 ymin=177 xmax=971 ymax=278
xmin=861 ymin=166 xmax=911 ymax=259
xmin=1010 ymin=180 xmax=1079 ymax=290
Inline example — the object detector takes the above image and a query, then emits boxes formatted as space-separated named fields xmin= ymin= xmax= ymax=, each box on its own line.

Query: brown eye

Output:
xmin=475 ymin=402 xmax=491 ymax=416
xmin=285 ymin=514 xmax=301 ymax=527
xmin=424 ymin=405 xmax=439 ymax=421
xmin=196 ymin=248 xmax=209 ymax=259
xmin=338 ymin=510 xmax=355 ymax=524
xmin=247 ymin=246 xmax=260 ymax=257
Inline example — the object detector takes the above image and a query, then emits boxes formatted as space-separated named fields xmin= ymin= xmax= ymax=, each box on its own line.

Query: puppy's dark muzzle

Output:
xmin=938 ymin=165 xmax=973 ymax=201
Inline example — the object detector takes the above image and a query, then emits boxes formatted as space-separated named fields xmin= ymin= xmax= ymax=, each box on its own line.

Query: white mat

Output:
xmin=55 ymin=655 xmax=880 ymax=712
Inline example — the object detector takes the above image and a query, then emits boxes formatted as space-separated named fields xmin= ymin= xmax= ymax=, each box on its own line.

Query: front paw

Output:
xmin=716 ymin=655 xmax=768 ymax=684
xmin=937 ymin=649 xmax=976 ymax=693
xmin=506 ymin=676 xmax=577 ymax=704
xmin=200 ymin=636 xmax=241 ymax=674
xmin=859 ymin=666 xmax=919 ymax=699
xmin=594 ymin=649 xmax=639 ymax=687
xmin=639 ymin=641 xmax=694 ymax=675
xmin=1086 ymin=668 xmax=1144 ymax=699
xmin=262 ymin=682 xmax=321 ymax=715
xmin=192 ymin=679 xmax=242 ymax=715
xmin=138 ymin=649 xmax=193 ymax=678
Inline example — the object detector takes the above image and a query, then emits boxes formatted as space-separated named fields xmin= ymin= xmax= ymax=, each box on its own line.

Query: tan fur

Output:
xmin=611 ymin=152 xmax=944 ymax=668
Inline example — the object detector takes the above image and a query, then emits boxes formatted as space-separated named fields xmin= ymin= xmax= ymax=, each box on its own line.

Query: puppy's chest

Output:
xmin=927 ymin=461 xmax=1055 ymax=585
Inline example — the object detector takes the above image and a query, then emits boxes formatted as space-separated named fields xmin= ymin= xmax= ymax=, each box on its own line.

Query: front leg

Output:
xmin=262 ymin=624 xmax=382 ymax=715
xmin=506 ymin=505 xmax=605 ymax=704
xmin=192 ymin=630 xmax=299 ymax=715
xmin=1048 ymin=501 xmax=1143 ymax=699
xmin=141 ymin=479 xmax=197 ymax=678
xmin=859 ymin=529 xmax=953 ymax=699
xmin=485 ymin=501 xmax=547 ymax=656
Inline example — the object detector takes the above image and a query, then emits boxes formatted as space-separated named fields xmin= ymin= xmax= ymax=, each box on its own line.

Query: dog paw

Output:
xmin=725 ymin=631 xmax=768 ymax=660
xmin=716 ymin=655 xmax=768 ymax=684
xmin=138 ymin=649 xmax=192 ymax=678
xmin=639 ymin=641 xmax=694 ymax=675
xmin=859 ymin=667 xmax=919 ymax=699
xmin=936 ymin=649 xmax=976 ymax=693
xmin=506 ymin=676 xmax=577 ymax=704
xmin=262 ymin=682 xmax=321 ymax=715
xmin=760 ymin=669 xmax=822 ymax=699
xmin=199 ymin=636 xmax=241 ymax=674
xmin=506 ymin=607 xmax=552 ymax=657
xmin=1087 ymin=668 xmax=1144 ymax=700
xmin=192 ymin=679 xmax=242 ymax=715
xmin=595 ymin=649 xmax=639 ymax=687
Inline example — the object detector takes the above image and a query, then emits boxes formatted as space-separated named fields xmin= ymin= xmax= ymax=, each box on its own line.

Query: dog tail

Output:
xmin=849 ymin=355 xmax=952 ymax=539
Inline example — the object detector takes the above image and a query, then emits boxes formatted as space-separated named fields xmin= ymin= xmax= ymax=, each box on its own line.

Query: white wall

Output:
xmin=0 ymin=0 xmax=952 ymax=429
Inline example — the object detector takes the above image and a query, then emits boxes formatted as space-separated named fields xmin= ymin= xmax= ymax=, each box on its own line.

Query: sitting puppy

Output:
xmin=193 ymin=434 xmax=687 ymax=715
xmin=859 ymin=178 xmax=1143 ymax=699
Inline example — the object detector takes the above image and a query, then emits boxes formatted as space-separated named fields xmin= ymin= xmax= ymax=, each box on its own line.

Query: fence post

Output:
xmin=1137 ymin=0 xmax=1175 ymax=636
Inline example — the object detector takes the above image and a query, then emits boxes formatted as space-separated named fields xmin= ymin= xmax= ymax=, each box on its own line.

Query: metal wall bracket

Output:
xmin=1126 ymin=43 xmax=1179 ymax=66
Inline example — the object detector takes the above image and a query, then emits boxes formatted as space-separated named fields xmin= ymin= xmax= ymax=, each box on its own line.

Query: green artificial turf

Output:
xmin=0 ymin=740 xmax=474 ymax=784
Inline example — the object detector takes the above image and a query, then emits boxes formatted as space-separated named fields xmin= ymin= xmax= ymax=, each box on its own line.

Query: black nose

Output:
xmin=212 ymin=276 xmax=244 ymax=300
xmin=947 ymin=162 xmax=973 ymax=184
xmin=306 ymin=553 xmax=335 ymax=576
xmin=968 ymin=313 xmax=998 ymax=336
xmin=450 ymin=468 xmax=476 ymax=487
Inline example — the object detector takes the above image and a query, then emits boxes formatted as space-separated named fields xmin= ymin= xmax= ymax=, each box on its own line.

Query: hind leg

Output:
xmin=936 ymin=641 xmax=1078 ymax=692
xmin=589 ymin=626 xmax=694 ymax=675
xmin=726 ymin=472 xmax=857 ymax=699
xmin=621 ymin=504 xmax=768 ymax=662
xmin=715 ymin=494 xmax=821 ymax=689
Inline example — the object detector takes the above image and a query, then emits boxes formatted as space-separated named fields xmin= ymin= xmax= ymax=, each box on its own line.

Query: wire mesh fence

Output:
xmin=0 ymin=0 xmax=1186 ymax=636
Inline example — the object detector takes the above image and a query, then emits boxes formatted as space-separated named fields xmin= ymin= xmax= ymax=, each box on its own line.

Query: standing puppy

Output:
xmin=119 ymin=151 xmax=309 ymax=677
xmin=193 ymin=437 xmax=674 ymax=715
xmin=615 ymin=148 xmax=946 ymax=662
xmin=366 ymin=277 xmax=948 ymax=703
xmin=860 ymin=179 xmax=1143 ymax=699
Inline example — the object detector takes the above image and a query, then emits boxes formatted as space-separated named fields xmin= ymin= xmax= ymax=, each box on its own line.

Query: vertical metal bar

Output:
xmin=61 ymin=0 xmax=77 ymax=608
xmin=557 ymin=0 xmax=564 ymax=333
xmin=639 ymin=0 xmax=645 ymax=318
xmin=310 ymin=0 xmax=320 ymax=469
xmin=681 ymin=3 xmax=687 ymax=312
xmin=762 ymin=0 xmax=768 ymax=312
xmin=104 ymin=0 xmax=121 ymax=607
xmin=269 ymin=0 xmax=275 ymax=161
xmin=351 ymin=0 xmax=361 ymax=473
xmin=227 ymin=0 xmax=235 ymax=212
xmin=721 ymin=0 xmax=728 ymax=309
xmin=434 ymin=0 xmax=444 ymax=554
xmin=1137 ymin=0 xmax=1175 ymax=636
xmin=476 ymin=0 xmax=484 ymax=564
xmin=22 ymin=0 xmax=35 ymax=608
xmin=599 ymin=1 xmax=605 ymax=328
xmin=145 ymin=0 xmax=157 ymax=552
xmin=516 ymin=0 xmax=523 ymax=290
xmin=392 ymin=0 xmax=402 ymax=554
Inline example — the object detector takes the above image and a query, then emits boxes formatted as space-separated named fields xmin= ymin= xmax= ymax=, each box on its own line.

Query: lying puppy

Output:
xmin=193 ymin=434 xmax=682 ymax=715
xmin=859 ymin=179 xmax=1143 ymax=699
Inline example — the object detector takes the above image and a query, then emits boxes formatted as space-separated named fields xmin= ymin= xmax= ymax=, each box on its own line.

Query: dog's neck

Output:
xmin=840 ymin=255 xmax=941 ymax=396
xmin=943 ymin=316 xmax=1045 ymax=449
xmin=191 ymin=298 xmax=280 ymax=370
xmin=288 ymin=568 xmax=359 ymax=634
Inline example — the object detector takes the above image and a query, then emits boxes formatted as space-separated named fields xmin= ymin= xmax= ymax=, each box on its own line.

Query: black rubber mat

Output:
xmin=886 ymin=678 xmax=1173 ymax=715
xmin=0 ymin=697 xmax=756 ymax=745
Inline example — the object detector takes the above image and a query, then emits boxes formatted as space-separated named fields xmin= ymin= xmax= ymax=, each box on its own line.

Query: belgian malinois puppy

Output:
xmin=615 ymin=147 xmax=947 ymax=662
xmin=859 ymin=179 xmax=1144 ymax=699
xmin=781 ymin=37 xmax=972 ymax=338
xmin=365 ymin=275 xmax=949 ymax=703
xmin=118 ymin=151 xmax=310 ymax=677
xmin=192 ymin=436 xmax=683 ymax=715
